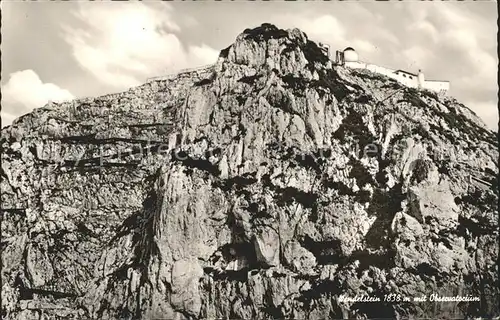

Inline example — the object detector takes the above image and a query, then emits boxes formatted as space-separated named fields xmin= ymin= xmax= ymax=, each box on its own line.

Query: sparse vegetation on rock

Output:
xmin=1 ymin=23 xmax=498 ymax=319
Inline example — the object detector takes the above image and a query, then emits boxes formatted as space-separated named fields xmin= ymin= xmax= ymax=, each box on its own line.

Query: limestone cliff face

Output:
xmin=1 ymin=24 xmax=498 ymax=319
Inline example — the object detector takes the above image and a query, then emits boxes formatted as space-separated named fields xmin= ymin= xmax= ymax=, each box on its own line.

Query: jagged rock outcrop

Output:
xmin=1 ymin=23 xmax=498 ymax=319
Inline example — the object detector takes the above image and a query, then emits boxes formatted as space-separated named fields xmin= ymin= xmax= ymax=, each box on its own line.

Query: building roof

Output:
xmin=425 ymin=80 xmax=450 ymax=83
xmin=394 ymin=69 xmax=417 ymax=77
xmin=344 ymin=47 xmax=355 ymax=52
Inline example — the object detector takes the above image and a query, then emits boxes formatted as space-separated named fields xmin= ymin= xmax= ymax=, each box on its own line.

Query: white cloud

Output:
xmin=463 ymin=100 xmax=499 ymax=131
xmin=443 ymin=28 xmax=478 ymax=51
xmin=1 ymin=69 xmax=74 ymax=127
xmin=270 ymin=11 xmax=396 ymax=63
xmin=415 ymin=4 xmax=496 ymax=77
xmin=1 ymin=112 xmax=19 ymax=128
xmin=405 ymin=4 xmax=429 ymax=22
xmin=188 ymin=44 xmax=220 ymax=66
xmin=301 ymin=15 xmax=346 ymax=45
xmin=63 ymin=3 xmax=218 ymax=88
xmin=402 ymin=46 xmax=432 ymax=70
xmin=352 ymin=39 xmax=377 ymax=54
xmin=393 ymin=3 xmax=497 ymax=130
xmin=268 ymin=13 xmax=348 ymax=48
xmin=408 ymin=21 xmax=439 ymax=44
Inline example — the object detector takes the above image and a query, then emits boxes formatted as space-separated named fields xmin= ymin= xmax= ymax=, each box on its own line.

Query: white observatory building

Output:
xmin=334 ymin=47 xmax=450 ymax=94
xmin=343 ymin=47 xmax=359 ymax=63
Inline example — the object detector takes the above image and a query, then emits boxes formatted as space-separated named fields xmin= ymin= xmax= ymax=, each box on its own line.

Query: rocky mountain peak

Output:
xmin=1 ymin=24 xmax=498 ymax=319
xmin=218 ymin=23 xmax=329 ymax=75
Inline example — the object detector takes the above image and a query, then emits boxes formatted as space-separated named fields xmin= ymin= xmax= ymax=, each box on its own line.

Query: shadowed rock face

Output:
xmin=1 ymin=23 xmax=498 ymax=319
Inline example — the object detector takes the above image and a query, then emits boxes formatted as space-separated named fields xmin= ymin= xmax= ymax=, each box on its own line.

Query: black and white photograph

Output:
xmin=1 ymin=1 xmax=498 ymax=319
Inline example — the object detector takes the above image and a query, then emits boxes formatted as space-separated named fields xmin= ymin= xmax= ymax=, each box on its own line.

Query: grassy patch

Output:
xmin=409 ymin=159 xmax=432 ymax=184
xmin=348 ymin=157 xmax=375 ymax=188
xmin=365 ymin=183 xmax=405 ymax=249
xmin=312 ymin=69 xmax=365 ymax=103
xmin=354 ymin=94 xmax=371 ymax=104
xmin=194 ymin=78 xmax=213 ymax=87
xmin=410 ymin=124 xmax=433 ymax=141
xmin=219 ymin=45 xmax=231 ymax=58
xmin=281 ymin=74 xmax=308 ymax=96
xmin=420 ymin=89 xmax=439 ymax=100
xmin=238 ymin=74 xmax=262 ymax=85
xmin=301 ymin=40 xmax=330 ymax=65
xmin=332 ymin=109 xmax=375 ymax=150
xmin=454 ymin=189 xmax=498 ymax=213
xmin=242 ymin=23 xmax=288 ymax=42
xmin=266 ymin=88 xmax=298 ymax=115
xmin=402 ymin=88 xmax=428 ymax=109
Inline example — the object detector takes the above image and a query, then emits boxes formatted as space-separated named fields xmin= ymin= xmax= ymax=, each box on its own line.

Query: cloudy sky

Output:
xmin=1 ymin=1 xmax=498 ymax=130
